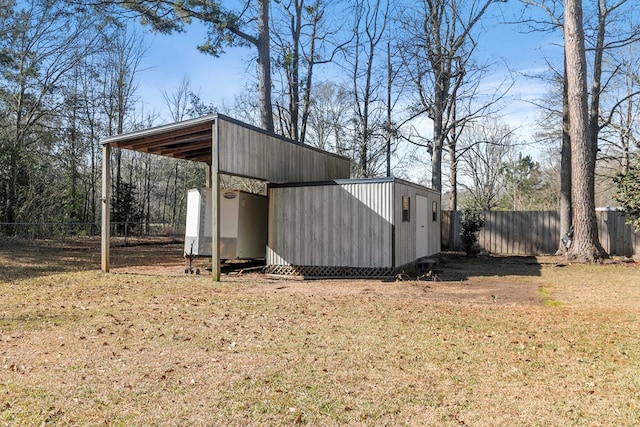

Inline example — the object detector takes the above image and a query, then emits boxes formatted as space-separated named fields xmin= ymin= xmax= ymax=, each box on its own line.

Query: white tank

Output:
xmin=184 ymin=188 xmax=267 ymax=260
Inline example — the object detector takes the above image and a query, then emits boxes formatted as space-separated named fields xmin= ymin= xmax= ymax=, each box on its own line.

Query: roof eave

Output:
xmin=101 ymin=113 xmax=219 ymax=146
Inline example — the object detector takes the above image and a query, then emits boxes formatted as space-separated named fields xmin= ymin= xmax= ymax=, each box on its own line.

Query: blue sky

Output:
xmin=137 ymin=22 xmax=252 ymax=119
xmin=136 ymin=3 xmax=564 ymax=148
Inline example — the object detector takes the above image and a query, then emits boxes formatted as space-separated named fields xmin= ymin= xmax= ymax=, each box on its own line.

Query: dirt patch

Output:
xmin=231 ymin=275 xmax=541 ymax=307
xmin=1 ymin=238 xmax=543 ymax=306
xmin=0 ymin=236 xmax=182 ymax=279
xmin=115 ymin=252 xmax=543 ymax=307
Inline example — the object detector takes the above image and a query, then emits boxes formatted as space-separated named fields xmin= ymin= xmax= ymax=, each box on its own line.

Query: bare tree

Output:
xmin=100 ymin=27 xmax=146 ymax=137
xmin=109 ymin=0 xmax=274 ymax=132
xmin=0 ymin=1 xmax=212 ymax=235
xmin=516 ymin=1 xmax=570 ymax=253
xmin=59 ymin=59 xmax=96 ymax=224
xmin=601 ymin=47 xmax=640 ymax=172
xmin=98 ymin=26 xmax=148 ymax=233
xmin=304 ymin=81 xmax=351 ymax=152
xmin=534 ymin=59 xmax=573 ymax=253
xmin=347 ymin=0 xmax=391 ymax=177
xmin=271 ymin=0 xmax=343 ymax=143
xmin=398 ymin=0 xmax=501 ymax=193
xmin=76 ymin=54 xmax=105 ymax=229
xmin=585 ymin=0 xmax=640 ymax=166
xmin=162 ymin=75 xmax=193 ymax=122
xmin=458 ymin=118 xmax=517 ymax=210
xmin=444 ymin=59 xmax=512 ymax=211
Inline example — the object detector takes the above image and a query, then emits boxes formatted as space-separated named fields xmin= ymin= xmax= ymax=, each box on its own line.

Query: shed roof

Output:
xmin=267 ymin=176 xmax=439 ymax=194
xmin=101 ymin=113 xmax=351 ymax=183
xmin=102 ymin=114 xmax=218 ymax=163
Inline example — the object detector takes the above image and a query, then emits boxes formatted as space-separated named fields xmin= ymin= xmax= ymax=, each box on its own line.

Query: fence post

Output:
xmin=441 ymin=210 xmax=449 ymax=250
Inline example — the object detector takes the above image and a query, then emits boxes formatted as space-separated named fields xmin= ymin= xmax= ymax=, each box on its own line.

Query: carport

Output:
xmin=101 ymin=114 xmax=350 ymax=280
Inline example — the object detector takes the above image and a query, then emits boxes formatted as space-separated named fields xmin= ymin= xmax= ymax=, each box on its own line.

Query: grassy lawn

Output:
xmin=1 ymin=241 xmax=640 ymax=425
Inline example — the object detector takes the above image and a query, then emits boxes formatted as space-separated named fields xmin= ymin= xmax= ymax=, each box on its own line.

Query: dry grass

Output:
xmin=1 ymin=240 xmax=640 ymax=426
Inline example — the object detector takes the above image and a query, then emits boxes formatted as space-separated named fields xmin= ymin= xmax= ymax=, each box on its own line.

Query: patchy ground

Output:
xmin=1 ymin=238 xmax=640 ymax=426
xmin=1 ymin=236 xmax=548 ymax=306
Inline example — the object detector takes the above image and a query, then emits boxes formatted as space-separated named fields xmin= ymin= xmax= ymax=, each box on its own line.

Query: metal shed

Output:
xmin=265 ymin=177 xmax=441 ymax=278
xmin=100 ymin=114 xmax=350 ymax=279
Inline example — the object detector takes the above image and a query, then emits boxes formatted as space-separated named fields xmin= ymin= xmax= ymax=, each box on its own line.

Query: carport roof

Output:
xmin=101 ymin=114 xmax=218 ymax=164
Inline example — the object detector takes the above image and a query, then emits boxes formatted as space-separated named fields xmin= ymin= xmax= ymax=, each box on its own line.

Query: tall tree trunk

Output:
xmin=386 ymin=41 xmax=392 ymax=177
xmin=257 ymin=0 xmax=274 ymax=133
xmin=587 ymin=0 xmax=606 ymax=159
xmin=144 ymin=154 xmax=152 ymax=234
xmin=564 ymin=0 xmax=607 ymax=262
xmin=90 ymin=124 xmax=97 ymax=230
xmin=431 ymin=99 xmax=445 ymax=192
xmin=448 ymin=151 xmax=458 ymax=211
xmin=289 ymin=0 xmax=301 ymax=141
xmin=114 ymin=148 xmax=122 ymax=233
xmin=299 ymin=4 xmax=321 ymax=145
xmin=417 ymin=0 xmax=495 ymax=194
xmin=557 ymin=64 xmax=572 ymax=254
xmin=351 ymin=0 xmax=388 ymax=178
xmin=171 ymin=163 xmax=180 ymax=227
xmin=446 ymin=100 xmax=459 ymax=211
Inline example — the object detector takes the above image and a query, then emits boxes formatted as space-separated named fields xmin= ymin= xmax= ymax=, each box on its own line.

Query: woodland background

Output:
xmin=1 ymin=0 xmax=639 ymax=241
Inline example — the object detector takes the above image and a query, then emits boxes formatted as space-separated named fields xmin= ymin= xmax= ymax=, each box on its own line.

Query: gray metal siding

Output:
xmin=421 ymin=187 xmax=441 ymax=259
xmin=217 ymin=118 xmax=350 ymax=182
xmin=394 ymin=181 xmax=441 ymax=266
xmin=267 ymin=181 xmax=394 ymax=268
xmin=394 ymin=183 xmax=415 ymax=267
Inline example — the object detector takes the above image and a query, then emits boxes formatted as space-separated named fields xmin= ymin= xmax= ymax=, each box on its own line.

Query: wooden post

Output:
xmin=211 ymin=120 xmax=221 ymax=281
xmin=101 ymin=143 xmax=111 ymax=272
xmin=205 ymin=164 xmax=212 ymax=188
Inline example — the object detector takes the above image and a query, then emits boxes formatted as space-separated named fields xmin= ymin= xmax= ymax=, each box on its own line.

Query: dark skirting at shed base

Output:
xmin=263 ymin=257 xmax=438 ymax=280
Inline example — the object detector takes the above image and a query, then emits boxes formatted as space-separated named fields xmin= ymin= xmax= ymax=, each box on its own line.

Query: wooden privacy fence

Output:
xmin=442 ymin=210 xmax=640 ymax=257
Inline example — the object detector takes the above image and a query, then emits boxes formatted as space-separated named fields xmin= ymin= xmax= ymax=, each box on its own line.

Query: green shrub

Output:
xmin=613 ymin=163 xmax=640 ymax=231
xmin=460 ymin=207 xmax=485 ymax=256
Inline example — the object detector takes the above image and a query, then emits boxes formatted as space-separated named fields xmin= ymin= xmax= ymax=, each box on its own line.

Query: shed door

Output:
xmin=416 ymin=195 xmax=429 ymax=257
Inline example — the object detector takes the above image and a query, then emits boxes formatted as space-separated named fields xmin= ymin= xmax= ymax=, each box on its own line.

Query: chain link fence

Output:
xmin=0 ymin=222 xmax=185 ymax=243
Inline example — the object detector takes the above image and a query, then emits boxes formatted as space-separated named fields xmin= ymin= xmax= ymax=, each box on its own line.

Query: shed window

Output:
xmin=402 ymin=196 xmax=410 ymax=222
xmin=432 ymin=201 xmax=438 ymax=222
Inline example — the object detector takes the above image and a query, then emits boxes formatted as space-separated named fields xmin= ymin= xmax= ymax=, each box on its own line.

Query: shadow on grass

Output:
xmin=1 ymin=238 xmax=545 ymax=283
xmin=426 ymin=252 xmax=543 ymax=281
xmin=0 ymin=237 xmax=184 ymax=282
